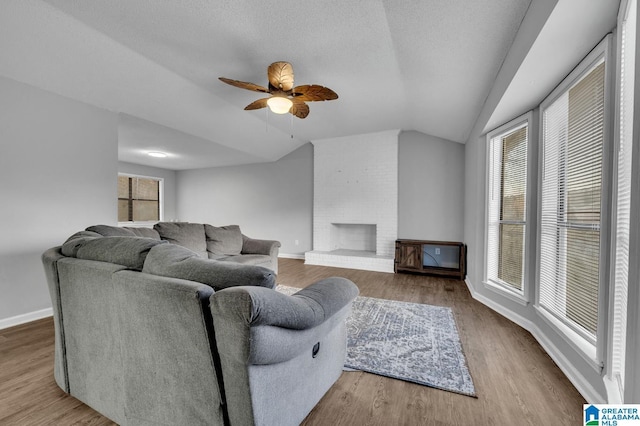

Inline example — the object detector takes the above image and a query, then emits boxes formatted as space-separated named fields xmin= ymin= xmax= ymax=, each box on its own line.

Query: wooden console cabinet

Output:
xmin=394 ymin=239 xmax=466 ymax=280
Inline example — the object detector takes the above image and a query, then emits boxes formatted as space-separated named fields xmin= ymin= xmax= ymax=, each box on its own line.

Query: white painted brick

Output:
xmin=309 ymin=130 xmax=399 ymax=271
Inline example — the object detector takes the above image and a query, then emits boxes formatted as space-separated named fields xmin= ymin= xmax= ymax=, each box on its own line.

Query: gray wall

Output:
xmin=0 ymin=91 xmax=466 ymax=324
xmin=176 ymin=143 xmax=314 ymax=256
xmin=176 ymin=134 xmax=465 ymax=256
xmin=398 ymin=131 xmax=465 ymax=242
xmin=0 ymin=76 xmax=118 ymax=324
xmin=118 ymin=161 xmax=177 ymax=222
xmin=463 ymin=135 xmax=485 ymax=291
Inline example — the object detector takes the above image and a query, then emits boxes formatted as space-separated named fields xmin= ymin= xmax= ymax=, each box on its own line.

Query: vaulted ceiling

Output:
xmin=0 ymin=0 xmax=618 ymax=170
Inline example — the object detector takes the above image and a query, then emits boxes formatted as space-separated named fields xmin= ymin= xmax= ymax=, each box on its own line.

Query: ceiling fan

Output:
xmin=219 ymin=61 xmax=338 ymax=119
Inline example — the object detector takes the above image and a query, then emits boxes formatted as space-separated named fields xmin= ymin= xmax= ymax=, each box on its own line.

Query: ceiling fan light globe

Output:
xmin=267 ymin=96 xmax=293 ymax=114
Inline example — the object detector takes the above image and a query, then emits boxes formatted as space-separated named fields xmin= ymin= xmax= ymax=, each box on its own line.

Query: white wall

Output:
xmin=0 ymin=76 xmax=118 ymax=327
xmin=176 ymin=143 xmax=314 ymax=256
xmin=118 ymin=161 xmax=177 ymax=222
xmin=398 ymin=131 xmax=465 ymax=242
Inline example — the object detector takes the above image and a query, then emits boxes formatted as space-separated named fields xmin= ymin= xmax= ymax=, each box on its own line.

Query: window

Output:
xmin=539 ymin=45 xmax=608 ymax=346
xmin=486 ymin=114 xmax=530 ymax=298
xmin=610 ymin=0 xmax=636 ymax=397
xmin=118 ymin=175 xmax=162 ymax=222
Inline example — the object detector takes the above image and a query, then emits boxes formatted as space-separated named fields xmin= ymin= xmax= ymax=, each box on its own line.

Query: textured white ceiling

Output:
xmin=0 ymin=0 xmax=617 ymax=170
xmin=37 ymin=0 xmax=530 ymax=147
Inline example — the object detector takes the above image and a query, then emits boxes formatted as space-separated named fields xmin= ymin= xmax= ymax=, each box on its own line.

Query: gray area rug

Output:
xmin=276 ymin=285 xmax=476 ymax=397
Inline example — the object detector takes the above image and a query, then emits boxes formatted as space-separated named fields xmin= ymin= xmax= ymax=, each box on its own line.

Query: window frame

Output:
xmin=484 ymin=111 xmax=533 ymax=305
xmin=605 ymin=0 xmax=637 ymax=403
xmin=117 ymin=173 xmax=164 ymax=225
xmin=534 ymin=34 xmax=614 ymax=369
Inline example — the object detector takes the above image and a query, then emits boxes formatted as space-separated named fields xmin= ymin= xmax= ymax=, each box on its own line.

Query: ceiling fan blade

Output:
xmin=268 ymin=62 xmax=294 ymax=91
xmin=292 ymin=85 xmax=338 ymax=102
xmin=244 ymin=98 xmax=270 ymax=110
xmin=290 ymin=98 xmax=309 ymax=119
xmin=219 ymin=77 xmax=269 ymax=93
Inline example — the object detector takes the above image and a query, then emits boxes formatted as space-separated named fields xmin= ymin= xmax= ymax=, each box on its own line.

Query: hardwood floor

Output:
xmin=0 ymin=258 xmax=585 ymax=425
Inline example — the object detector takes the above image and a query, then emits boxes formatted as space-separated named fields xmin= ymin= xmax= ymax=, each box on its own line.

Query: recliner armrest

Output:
xmin=211 ymin=277 xmax=358 ymax=330
xmin=211 ymin=277 xmax=359 ymax=365
xmin=241 ymin=235 xmax=281 ymax=257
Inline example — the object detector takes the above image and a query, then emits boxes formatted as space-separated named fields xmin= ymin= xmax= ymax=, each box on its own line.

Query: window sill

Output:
xmin=603 ymin=375 xmax=624 ymax=404
xmin=535 ymin=305 xmax=602 ymax=373
xmin=117 ymin=221 xmax=158 ymax=228
xmin=483 ymin=280 xmax=529 ymax=306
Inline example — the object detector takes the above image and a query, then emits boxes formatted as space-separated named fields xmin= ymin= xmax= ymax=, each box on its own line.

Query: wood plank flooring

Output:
xmin=0 ymin=258 xmax=585 ymax=425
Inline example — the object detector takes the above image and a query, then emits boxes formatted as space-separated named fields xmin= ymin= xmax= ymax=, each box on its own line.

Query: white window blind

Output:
xmin=487 ymin=122 xmax=528 ymax=292
xmin=539 ymin=58 xmax=605 ymax=342
xmin=611 ymin=0 xmax=636 ymax=395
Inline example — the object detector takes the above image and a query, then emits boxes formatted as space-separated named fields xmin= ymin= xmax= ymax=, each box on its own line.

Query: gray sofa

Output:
xmin=87 ymin=222 xmax=281 ymax=273
xmin=42 ymin=229 xmax=358 ymax=425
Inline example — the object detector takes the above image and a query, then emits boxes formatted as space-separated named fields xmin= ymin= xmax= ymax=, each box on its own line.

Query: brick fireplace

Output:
xmin=305 ymin=130 xmax=399 ymax=272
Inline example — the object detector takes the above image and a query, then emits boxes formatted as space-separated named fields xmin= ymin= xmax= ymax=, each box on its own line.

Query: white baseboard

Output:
xmin=0 ymin=307 xmax=53 ymax=330
xmin=464 ymin=278 xmax=604 ymax=403
xmin=278 ymin=253 xmax=306 ymax=259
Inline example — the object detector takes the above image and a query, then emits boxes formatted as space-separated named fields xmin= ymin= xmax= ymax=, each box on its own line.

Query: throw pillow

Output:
xmin=124 ymin=227 xmax=161 ymax=240
xmin=153 ymin=222 xmax=207 ymax=258
xmin=205 ymin=224 xmax=243 ymax=256
xmin=74 ymin=236 xmax=166 ymax=270
xmin=86 ymin=224 xmax=136 ymax=237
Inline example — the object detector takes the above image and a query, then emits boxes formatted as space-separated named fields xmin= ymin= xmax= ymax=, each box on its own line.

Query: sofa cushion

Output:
xmin=123 ymin=227 xmax=161 ymax=240
xmin=143 ymin=244 xmax=275 ymax=290
xmin=61 ymin=231 xmax=103 ymax=257
xmin=68 ymin=236 xmax=166 ymax=270
xmin=205 ymin=224 xmax=243 ymax=256
xmin=216 ymin=254 xmax=273 ymax=269
xmin=87 ymin=224 xmax=137 ymax=237
xmin=154 ymin=222 xmax=207 ymax=258
xmin=86 ymin=224 xmax=161 ymax=240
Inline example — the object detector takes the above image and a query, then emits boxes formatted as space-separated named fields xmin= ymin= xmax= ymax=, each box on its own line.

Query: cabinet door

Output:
xmin=397 ymin=244 xmax=422 ymax=269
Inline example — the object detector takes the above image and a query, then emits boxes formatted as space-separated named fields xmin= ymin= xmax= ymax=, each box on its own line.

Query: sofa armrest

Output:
xmin=241 ymin=235 xmax=281 ymax=257
xmin=211 ymin=277 xmax=358 ymax=330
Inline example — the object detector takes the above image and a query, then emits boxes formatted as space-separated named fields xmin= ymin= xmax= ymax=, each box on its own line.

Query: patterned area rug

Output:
xmin=276 ymin=285 xmax=476 ymax=397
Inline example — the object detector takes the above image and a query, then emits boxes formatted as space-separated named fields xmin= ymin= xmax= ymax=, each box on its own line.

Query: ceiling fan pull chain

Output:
xmin=290 ymin=112 xmax=294 ymax=139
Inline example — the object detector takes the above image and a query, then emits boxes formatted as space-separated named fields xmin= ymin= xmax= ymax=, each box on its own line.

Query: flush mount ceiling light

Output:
xmin=219 ymin=61 xmax=338 ymax=118
xmin=148 ymin=151 xmax=168 ymax=158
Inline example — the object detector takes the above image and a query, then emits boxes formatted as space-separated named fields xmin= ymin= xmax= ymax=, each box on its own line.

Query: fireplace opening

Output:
xmin=330 ymin=223 xmax=376 ymax=253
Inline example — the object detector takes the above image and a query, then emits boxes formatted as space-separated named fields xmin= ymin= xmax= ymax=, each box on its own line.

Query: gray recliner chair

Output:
xmin=42 ymin=231 xmax=359 ymax=425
